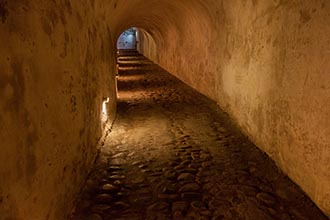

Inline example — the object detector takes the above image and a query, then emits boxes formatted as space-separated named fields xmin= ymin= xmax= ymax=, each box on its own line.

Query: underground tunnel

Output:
xmin=0 ymin=0 xmax=329 ymax=219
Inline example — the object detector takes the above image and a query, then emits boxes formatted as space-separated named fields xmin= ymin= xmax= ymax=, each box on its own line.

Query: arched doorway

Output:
xmin=117 ymin=28 xmax=137 ymax=50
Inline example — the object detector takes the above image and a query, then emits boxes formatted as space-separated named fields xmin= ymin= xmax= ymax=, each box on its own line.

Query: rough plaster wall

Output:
xmin=0 ymin=1 xmax=117 ymax=219
xmin=215 ymin=1 xmax=330 ymax=215
xmin=114 ymin=0 xmax=330 ymax=215
xmin=137 ymin=29 xmax=157 ymax=61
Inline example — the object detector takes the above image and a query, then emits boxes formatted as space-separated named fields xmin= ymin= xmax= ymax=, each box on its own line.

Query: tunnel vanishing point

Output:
xmin=0 ymin=0 xmax=330 ymax=219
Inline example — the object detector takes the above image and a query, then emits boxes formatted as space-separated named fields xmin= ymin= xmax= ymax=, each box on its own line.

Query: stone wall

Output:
xmin=137 ymin=29 xmax=157 ymax=62
xmin=0 ymin=1 xmax=117 ymax=219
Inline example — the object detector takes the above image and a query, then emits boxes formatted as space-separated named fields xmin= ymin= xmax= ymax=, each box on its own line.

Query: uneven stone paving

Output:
xmin=71 ymin=50 xmax=328 ymax=220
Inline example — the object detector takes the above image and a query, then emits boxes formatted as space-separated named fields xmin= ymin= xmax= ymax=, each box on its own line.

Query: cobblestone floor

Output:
xmin=71 ymin=50 xmax=328 ymax=220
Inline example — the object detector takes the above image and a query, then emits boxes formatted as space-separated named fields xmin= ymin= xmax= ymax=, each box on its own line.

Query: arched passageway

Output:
xmin=70 ymin=51 xmax=328 ymax=219
xmin=0 ymin=0 xmax=329 ymax=219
